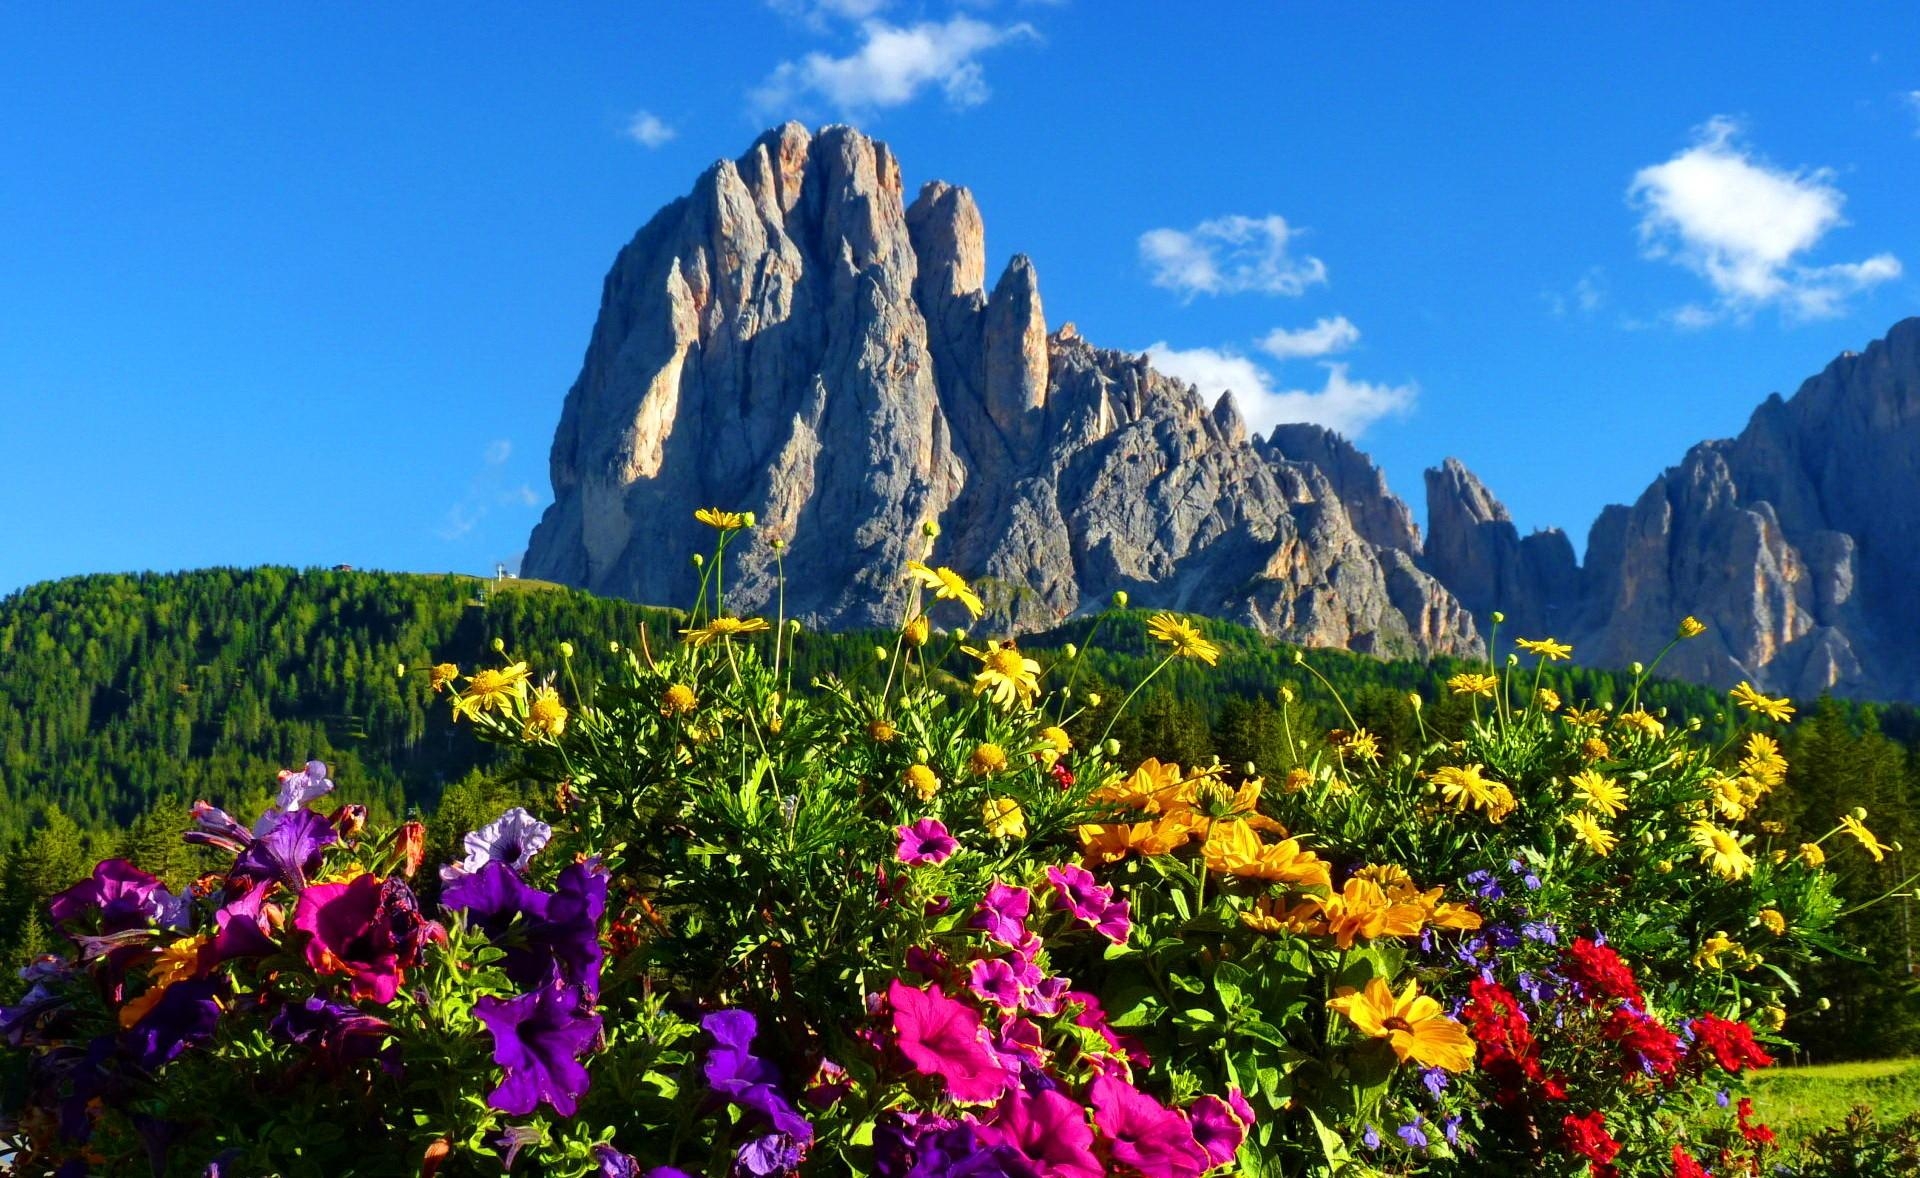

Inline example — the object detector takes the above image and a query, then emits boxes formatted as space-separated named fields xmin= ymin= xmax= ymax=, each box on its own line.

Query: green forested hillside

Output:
xmin=2 ymin=566 xmax=1918 ymax=1056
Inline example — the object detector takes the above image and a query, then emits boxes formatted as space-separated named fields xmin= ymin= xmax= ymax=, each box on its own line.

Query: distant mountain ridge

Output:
xmin=522 ymin=122 xmax=1920 ymax=700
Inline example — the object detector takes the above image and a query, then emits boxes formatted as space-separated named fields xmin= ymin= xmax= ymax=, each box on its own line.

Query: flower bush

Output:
xmin=1 ymin=515 xmax=1905 ymax=1177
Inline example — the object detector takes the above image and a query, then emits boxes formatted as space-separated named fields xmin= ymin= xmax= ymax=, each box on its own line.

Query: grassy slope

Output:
xmin=1748 ymin=1058 xmax=1920 ymax=1139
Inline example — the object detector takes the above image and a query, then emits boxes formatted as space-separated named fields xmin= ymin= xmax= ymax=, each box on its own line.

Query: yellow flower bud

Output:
xmin=904 ymin=616 xmax=930 ymax=647
xmin=491 ymin=638 xmax=506 ymax=653
xmin=922 ymin=519 xmax=942 ymax=538
xmin=1490 ymin=610 xmax=1506 ymax=624
xmin=559 ymin=641 xmax=575 ymax=659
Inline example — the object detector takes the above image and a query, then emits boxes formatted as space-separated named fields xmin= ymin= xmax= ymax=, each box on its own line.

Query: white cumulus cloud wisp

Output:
xmin=1138 ymin=214 xmax=1328 ymax=300
xmin=1143 ymin=343 xmax=1415 ymax=440
xmin=624 ymin=111 xmax=676 ymax=149
xmin=1628 ymin=117 xmax=1900 ymax=323
xmin=750 ymin=16 xmax=1035 ymax=117
xmin=1257 ymin=315 xmax=1360 ymax=359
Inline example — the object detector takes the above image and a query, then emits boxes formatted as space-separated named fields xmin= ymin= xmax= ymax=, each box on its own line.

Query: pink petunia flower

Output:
xmin=981 ymin=1088 xmax=1102 ymax=1178
xmin=896 ymin=819 xmax=958 ymax=867
xmin=968 ymin=958 xmax=1024 ymax=1011
xmin=1088 ymin=1076 xmax=1210 ymax=1178
xmin=888 ymin=979 xmax=1013 ymax=1105
xmin=1188 ymin=1094 xmax=1249 ymax=1167
xmin=971 ymin=883 xmax=1031 ymax=947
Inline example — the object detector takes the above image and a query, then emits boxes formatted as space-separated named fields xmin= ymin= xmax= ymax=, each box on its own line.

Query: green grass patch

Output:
xmin=1749 ymin=1057 xmax=1920 ymax=1141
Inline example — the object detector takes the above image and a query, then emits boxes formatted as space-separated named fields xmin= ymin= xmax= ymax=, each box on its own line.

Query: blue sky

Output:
xmin=3 ymin=3 xmax=1918 ymax=595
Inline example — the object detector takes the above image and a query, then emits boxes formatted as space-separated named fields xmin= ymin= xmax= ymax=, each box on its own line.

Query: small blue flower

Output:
xmin=1421 ymin=1067 xmax=1449 ymax=1098
xmin=1362 ymin=1124 xmax=1381 ymax=1150
xmin=1397 ymin=1120 xmax=1430 ymax=1150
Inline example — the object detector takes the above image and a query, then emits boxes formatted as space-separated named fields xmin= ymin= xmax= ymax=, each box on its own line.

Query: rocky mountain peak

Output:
xmin=522 ymin=124 xmax=1478 ymax=658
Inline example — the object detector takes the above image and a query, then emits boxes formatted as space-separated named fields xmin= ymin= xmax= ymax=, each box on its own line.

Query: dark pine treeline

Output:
xmin=0 ymin=568 xmax=1916 ymax=1056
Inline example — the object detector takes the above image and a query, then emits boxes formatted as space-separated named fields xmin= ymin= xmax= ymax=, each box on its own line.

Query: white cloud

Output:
xmin=1628 ymin=117 xmax=1900 ymax=321
xmin=441 ymin=443 xmax=539 ymax=540
xmin=749 ymin=17 xmax=1035 ymax=117
xmin=1906 ymin=90 xmax=1920 ymax=135
xmin=767 ymin=0 xmax=891 ymax=31
xmin=1138 ymin=214 xmax=1328 ymax=300
xmin=1144 ymin=342 xmax=1415 ymax=440
xmin=1545 ymin=267 xmax=1607 ymax=318
xmin=1257 ymin=315 xmax=1360 ymax=360
xmin=624 ymin=110 xmax=676 ymax=149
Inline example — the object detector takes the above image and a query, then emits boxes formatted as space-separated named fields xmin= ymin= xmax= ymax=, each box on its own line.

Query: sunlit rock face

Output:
xmin=523 ymin=123 xmax=1478 ymax=658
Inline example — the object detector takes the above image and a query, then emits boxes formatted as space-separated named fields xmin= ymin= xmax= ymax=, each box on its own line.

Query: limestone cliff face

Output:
xmin=523 ymin=123 xmax=1479 ymax=658
xmin=1421 ymin=318 xmax=1920 ymax=700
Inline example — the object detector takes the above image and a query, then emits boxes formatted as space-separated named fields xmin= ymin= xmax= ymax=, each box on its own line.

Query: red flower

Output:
xmin=1600 ymin=1006 xmax=1683 ymax=1082
xmin=1689 ymin=1013 xmax=1774 ymax=1074
xmin=1461 ymin=978 xmax=1562 ymax=1105
xmin=1561 ymin=1110 xmax=1620 ymax=1176
xmin=1562 ymin=938 xmax=1644 ymax=1009
xmin=1737 ymin=1097 xmax=1778 ymax=1148
xmin=1671 ymin=1145 xmax=1710 ymax=1178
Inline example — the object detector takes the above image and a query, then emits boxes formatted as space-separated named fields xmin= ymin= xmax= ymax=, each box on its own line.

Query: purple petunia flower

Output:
xmin=1189 ymin=1094 xmax=1250 ymax=1167
xmin=736 ymin=1134 xmax=806 ymax=1176
xmin=897 ymin=819 xmax=958 ymax=867
xmin=254 ymin=760 xmax=336 ymax=836
xmin=445 ymin=807 xmax=552 ymax=880
xmin=443 ymin=859 xmax=605 ymax=999
xmin=473 ymin=980 xmax=602 ymax=1117
xmin=702 ymin=1009 xmax=814 ymax=1143
xmin=968 ymin=959 xmax=1024 ymax=1011
xmin=270 ymin=994 xmax=396 ymax=1072
xmin=1045 ymin=865 xmax=1109 ymax=920
xmin=873 ymin=1116 xmax=1038 ymax=1178
xmin=971 ymin=883 xmax=1031 ymax=947
xmin=48 ymin=860 xmax=189 ymax=936
xmin=1021 ymin=975 xmax=1071 ymax=1018
xmin=231 ymin=809 xmax=337 ymax=893
xmin=122 ymin=979 xmax=224 ymax=1072
xmin=184 ymin=801 xmax=255 ymax=856
xmin=210 ymin=887 xmax=277 ymax=964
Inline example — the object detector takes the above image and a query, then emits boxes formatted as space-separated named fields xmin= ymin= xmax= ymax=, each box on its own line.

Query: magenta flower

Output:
xmin=1021 ymin=976 xmax=1070 ymax=1017
xmin=888 ymin=979 xmax=1012 ymax=1105
xmin=1090 ymin=896 xmax=1131 ymax=945
xmin=1187 ymin=1094 xmax=1249 ymax=1167
xmin=48 ymin=859 xmax=188 ymax=935
xmin=1228 ymin=1088 xmax=1257 ymax=1134
xmin=994 ymin=1016 xmax=1043 ymax=1062
xmin=210 ymin=886 xmax=277 ymax=964
xmin=1088 ymin=1077 xmax=1210 ymax=1178
xmin=967 ymin=959 xmax=1024 ymax=1011
xmin=292 ymin=874 xmax=402 ymax=1004
xmin=474 ymin=980 xmax=602 ymax=1117
xmin=897 ymin=819 xmax=958 ymax=867
xmin=1045 ymin=865 xmax=1108 ymax=919
xmin=981 ymin=1088 xmax=1102 ymax=1178
xmin=971 ymin=883 xmax=1032 ymax=947
xmin=1044 ymin=865 xmax=1129 ymax=944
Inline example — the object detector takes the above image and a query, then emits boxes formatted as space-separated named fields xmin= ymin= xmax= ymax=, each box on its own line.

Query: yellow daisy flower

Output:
xmin=1447 ymin=672 xmax=1499 ymax=697
xmin=1145 ymin=613 xmax=1222 ymax=666
xmin=905 ymin=561 xmax=984 ymax=619
xmin=661 ymin=683 xmax=697 ymax=717
xmin=523 ymin=684 xmax=568 ymax=739
xmin=452 ymin=663 xmax=531 ymax=721
xmin=1326 ymin=977 xmax=1475 ymax=1072
xmin=1678 ymin=616 xmax=1707 ymax=639
xmin=428 ymin=662 xmax=459 ymax=693
xmin=963 ymin=642 xmax=1042 ymax=708
xmin=970 ymin=743 xmax=1009 ymax=777
xmin=1690 ymin=820 xmax=1755 ymax=881
xmin=680 ymin=616 xmax=771 ymax=647
xmin=1730 ymin=681 xmax=1795 ymax=723
xmin=694 ymin=507 xmax=751 ymax=530
xmin=1565 ymin=811 xmax=1618 ymax=856
xmin=1570 ymin=769 xmax=1626 ymax=819
xmin=1515 ymin=637 xmax=1572 ymax=661
xmin=905 ymin=764 xmax=940 ymax=802
xmin=1839 ymin=813 xmax=1891 ymax=862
